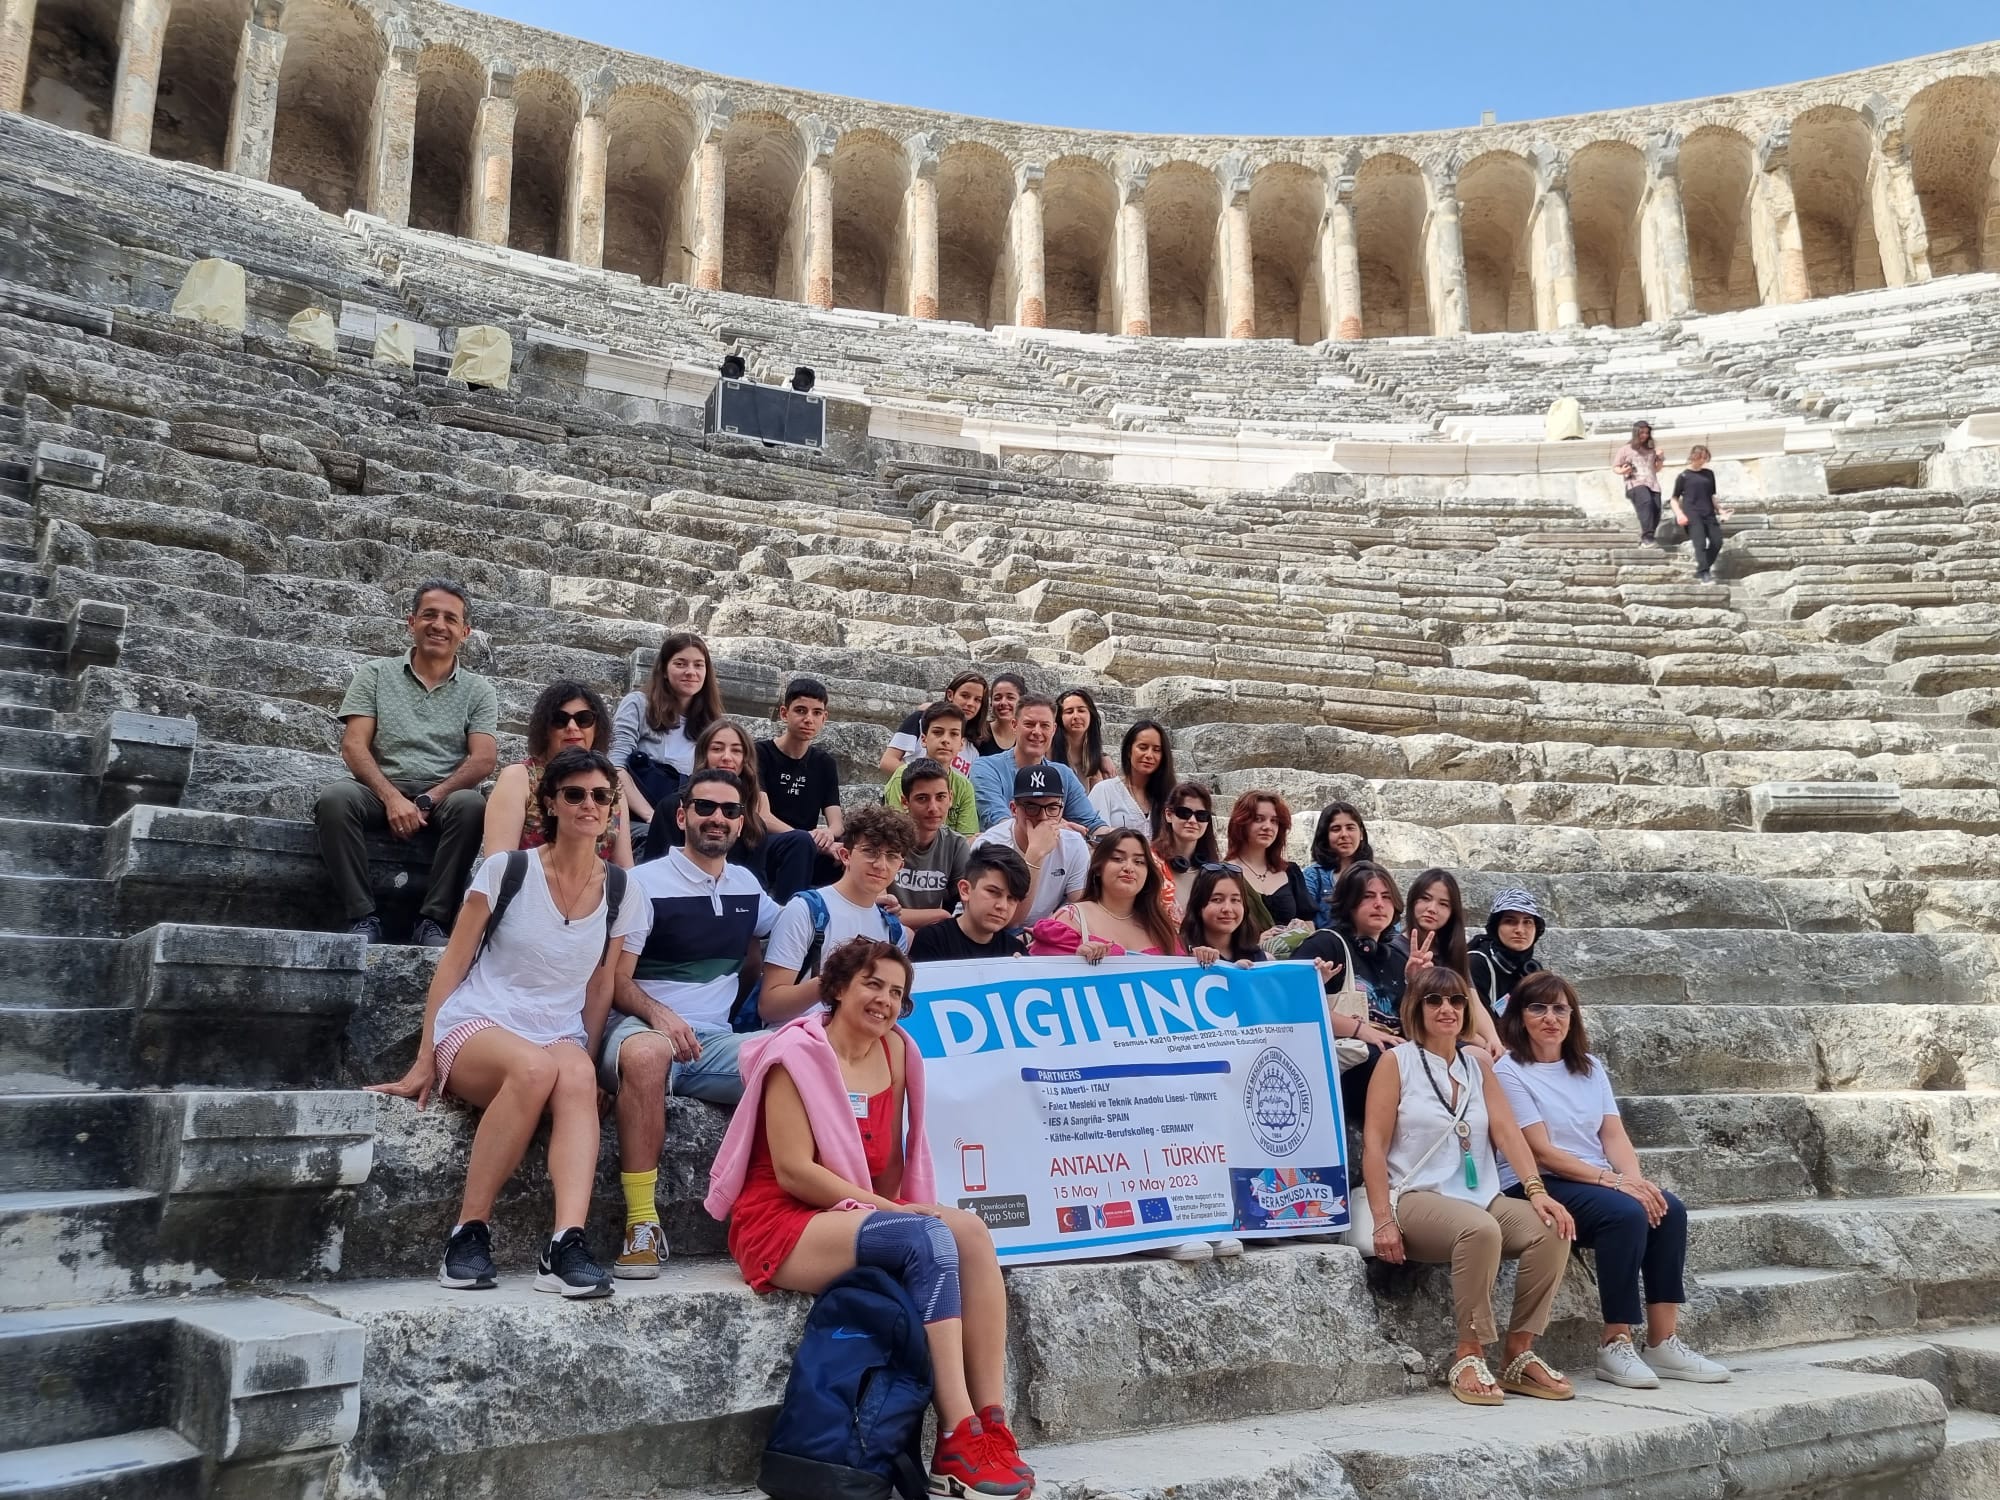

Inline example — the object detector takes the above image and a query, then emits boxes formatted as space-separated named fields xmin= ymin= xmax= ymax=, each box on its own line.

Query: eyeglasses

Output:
xmin=1169 ymin=805 xmax=1213 ymax=825
xmin=687 ymin=797 xmax=745 ymax=819
xmin=556 ymin=785 xmax=614 ymax=806
xmin=1197 ymin=861 xmax=1242 ymax=874
xmin=1522 ymin=1002 xmax=1572 ymax=1018
xmin=1422 ymin=994 xmax=1469 ymax=1010
xmin=1017 ymin=801 xmax=1065 ymax=822
xmin=550 ymin=709 xmax=596 ymax=730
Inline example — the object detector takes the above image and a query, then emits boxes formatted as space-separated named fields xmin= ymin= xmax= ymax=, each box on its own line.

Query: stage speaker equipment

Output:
xmin=704 ymin=378 xmax=825 ymax=449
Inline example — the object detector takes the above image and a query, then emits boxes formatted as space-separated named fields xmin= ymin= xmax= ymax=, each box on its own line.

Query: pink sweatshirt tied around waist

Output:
xmin=704 ymin=1011 xmax=936 ymax=1221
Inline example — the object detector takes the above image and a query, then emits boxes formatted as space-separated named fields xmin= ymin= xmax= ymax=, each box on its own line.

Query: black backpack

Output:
xmin=477 ymin=850 xmax=627 ymax=964
xmin=758 ymin=1267 xmax=933 ymax=1500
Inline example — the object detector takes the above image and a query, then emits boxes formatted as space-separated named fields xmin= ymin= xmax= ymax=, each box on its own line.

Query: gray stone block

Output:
xmin=32 ymin=440 xmax=107 ymax=493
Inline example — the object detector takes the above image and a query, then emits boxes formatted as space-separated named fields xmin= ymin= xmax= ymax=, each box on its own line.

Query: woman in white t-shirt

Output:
xmin=1089 ymin=719 xmax=1175 ymax=836
xmin=1493 ymin=972 xmax=1731 ymax=1390
xmin=372 ymin=748 xmax=652 ymax=1302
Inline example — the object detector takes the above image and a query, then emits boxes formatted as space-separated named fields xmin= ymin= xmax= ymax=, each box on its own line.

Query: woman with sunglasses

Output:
xmin=374 ymin=747 xmax=649 ymax=1300
xmin=1495 ymin=973 xmax=1729 ymax=1389
xmin=1363 ymin=966 xmax=1576 ymax=1406
xmin=484 ymin=680 xmax=633 ymax=866
xmin=1028 ymin=829 xmax=1183 ymax=961
xmin=1151 ymin=780 xmax=1221 ymax=919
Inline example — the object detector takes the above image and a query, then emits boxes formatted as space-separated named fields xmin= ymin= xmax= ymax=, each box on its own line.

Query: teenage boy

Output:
xmin=967 ymin=694 xmax=1105 ymax=832
xmin=884 ymin=703 xmax=979 ymax=835
xmin=761 ymin=803 xmax=917 ymax=1024
xmin=1672 ymin=445 xmax=1733 ymax=586
xmin=971 ymin=764 xmax=1090 ymax=926
xmin=911 ymin=845 xmax=1032 ymax=961
xmin=599 ymin=768 xmax=778 ymax=1278
xmin=757 ymin=676 xmax=843 ymax=887
xmin=315 ymin=578 xmax=497 ymax=946
xmin=887 ymin=759 xmax=969 ymax=931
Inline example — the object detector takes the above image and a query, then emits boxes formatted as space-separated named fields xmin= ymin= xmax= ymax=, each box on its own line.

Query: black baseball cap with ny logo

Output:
xmin=1013 ymin=764 xmax=1061 ymax=800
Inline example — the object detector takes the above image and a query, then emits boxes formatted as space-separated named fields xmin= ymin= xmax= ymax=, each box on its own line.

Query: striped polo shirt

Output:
xmin=620 ymin=846 xmax=782 ymax=1029
xmin=336 ymin=651 xmax=499 ymax=785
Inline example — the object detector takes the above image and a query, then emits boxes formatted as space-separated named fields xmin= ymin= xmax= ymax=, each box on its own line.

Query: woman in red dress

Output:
xmin=708 ymin=938 xmax=1034 ymax=1498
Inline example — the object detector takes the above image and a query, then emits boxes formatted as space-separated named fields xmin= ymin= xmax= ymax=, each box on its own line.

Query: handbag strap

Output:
xmin=1387 ymin=1048 xmax=1477 ymax=1220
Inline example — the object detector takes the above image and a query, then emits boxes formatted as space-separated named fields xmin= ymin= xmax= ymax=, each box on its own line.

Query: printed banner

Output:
xmin=900 ymin=955 xmax=1349 ymax=1264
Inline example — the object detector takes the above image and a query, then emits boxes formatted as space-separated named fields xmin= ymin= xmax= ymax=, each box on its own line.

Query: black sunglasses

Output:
xmin=1169 ymin=805 xmax=1213 ymax=824
xmin=687 ymin=797 xmax=745 ymax=819
xmin=550 ymin=708 xmax=597 ymax=730
xmin=556 ymin=785 xmax=614 ymax=806
xmin=1197 ymin=861 xmax=1242 ymax=874
xmin=1422 ymin=993 xmax=1469 ymax=1009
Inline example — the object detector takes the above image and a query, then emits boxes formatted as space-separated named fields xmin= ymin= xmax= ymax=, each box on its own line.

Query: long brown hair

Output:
xmin=1405 ymin=867 xmax=1470 ymax=982
xmin=1496 ymin=972 xmax=1594 ymax=1075
xmin=1152 ymin=780 xmax=1219 ymax=866
xmin=693 ymin=719 xmax=765 ymax=848
xmin=1177 ymin=866 xmax=1262 ymax=961
xmin=1083 ymin=829 xmax=1180 ymax=954
xmin=942 ymin=669 xmax=989 ymax=744
xmin=644 ymin=631 xmax=722 ymax=740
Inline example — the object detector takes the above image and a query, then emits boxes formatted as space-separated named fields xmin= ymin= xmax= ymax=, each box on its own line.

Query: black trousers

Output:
xmin=313 ymin=779 xmax=485 ymax=926
xmin=1627 ymin=486 xmax=1661 ymax=541
xmin=1689 ymin=514 xmax=1723 ymax=576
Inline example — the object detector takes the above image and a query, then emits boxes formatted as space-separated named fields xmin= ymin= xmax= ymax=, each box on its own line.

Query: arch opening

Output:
xmin=1042 ymin=155 xmax=1116 ymax=334
xmin=152 ymin=0 xmax=249 ymax=167
xmin=830 ymin=129 xmax=905 ymax=313
xmin=937 ymin=141 xmax=1014 ymax=327
xmin=1248 ymin=161 xmax=1323 ymax=344
xmin=1144 ymin=160 xmax=1220 ymax=338
xmin=603 ymin=85 xmax=695 ymax=285
xmin=269 ymin=0 xmax=383 ymax=213
xmin=506 ymin=69 xmax=575 ymax=258
xmin=1907 ymin=76 xmax=2000 ymax=275
xmin=1570 ymin=140 xmax=1647 ymax=326
xmin=1457 ymin=150 xmax=1536 ymax=333
xmin=1790 ymin=105 xmax=1884 ymax=297
xmin=1355 ymin=153 xmax=1428 ymax=337
xmin=409 ymin=45 xmax=482 ymax=236
xmin=720 ymin=111 xmax=805 ymax=300
xmin=1680 ymin=126 xmax=1758 ymax=312
xmin=23 ymin=0 xmax=117 ymax=139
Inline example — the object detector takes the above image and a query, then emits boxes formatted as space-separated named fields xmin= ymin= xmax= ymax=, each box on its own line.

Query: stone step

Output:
xmin=0 ymin=768 xmax=97 ymax=824
xmin=0 ymin=818 xmax=101 ymax=878
xmin=0 ymin=1305 xmax=173 ymax=1450
xmin=0 ymin=1429 xmax=202 ymax=1499
xmin=0 ymin=1007 xmax=132 ymax=1094
xmin=0 ymin=669 xmax=71 ymax=712
xmin=0 ymin=727 xmax=91 ymax=776
xmin=0 ymin=704 xmax=55 ymax=731
xmin=0 ymin=935 xmax=117 ymax=1006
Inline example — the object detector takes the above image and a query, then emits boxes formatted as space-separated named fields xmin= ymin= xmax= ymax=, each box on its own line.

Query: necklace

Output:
xmin=1416 ymin=1044 xmax=1480 ymax=1192
xmin=546 ymin=856 xmax=598 ymax=926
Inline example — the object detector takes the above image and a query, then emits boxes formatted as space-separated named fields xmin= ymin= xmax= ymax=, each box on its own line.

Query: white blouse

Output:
xmin=1089 ymin=776 xmax=1151 ymax=833
xmin=1387 ymin=1044 xmax=1500 ymax=1208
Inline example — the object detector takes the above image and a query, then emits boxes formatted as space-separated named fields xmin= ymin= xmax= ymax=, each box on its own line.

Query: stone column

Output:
xmin=1424 ymin=159 xmax=1470 ymax=337
xmin=1013 ymin=162 xmax=1045 ymax=327
xmin=1642 ymin=133 xmax=1693 ymax=318
xmin=802 ymin=121 xmax=834 ymax=308
xmin=691 ymin=101 xmax=730 ymax=291
xmin=0 ymin=0 xmax=36 ymax=115
xmin=1116 ymin=156 xmax=1150 ymax=337
xmin=222 ymin=0 xmax=285 ymax=181
xmin=1753 ymin=126 xmax=1811 ymax=304
xmin=1864 ymin=96 xmax=1931 ymax=287
xmin=1530 ymin=146 xmax=1581 ymax=329
xmin=561 ymin=67 xmax=611 ymax=268
xmin=464 ymin=60 xmax=514 ymax=245
xmin=108 ymin=0 xmax=172 ymax=152
xmin=359 ymin=20 xmax=419 ymax=226
xmin=903 ymin=131 xmax=939 ymax=319
xmin=1220 ymin=161 xmax=1255 ymax=339
xmin=1324 ymin=170 xmax=1362 ymax=339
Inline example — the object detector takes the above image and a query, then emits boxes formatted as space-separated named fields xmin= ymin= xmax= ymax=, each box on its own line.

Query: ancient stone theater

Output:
xmin=1 ymin=0 xmax=1999 ymax=1493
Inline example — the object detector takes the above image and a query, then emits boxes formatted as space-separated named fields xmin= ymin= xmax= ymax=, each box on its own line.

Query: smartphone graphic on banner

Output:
xmin=961 ymin=1144 xmax=986 ymax=1193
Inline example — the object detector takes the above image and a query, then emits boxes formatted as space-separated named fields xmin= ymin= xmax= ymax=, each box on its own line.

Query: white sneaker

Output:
xmin=1595 ymin=1334 xmax=1661 ymax=1389
xmin=1209 ymin=1236 xmax=1244 ymax=1258
xmin=1644 ymin=1334 xmax=1732 ymax=1383
xmin=1144 ymin=1240 xmax=1213 ymax=1262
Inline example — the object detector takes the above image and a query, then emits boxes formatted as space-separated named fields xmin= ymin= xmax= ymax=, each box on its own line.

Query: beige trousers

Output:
xmin=1394 ymin=1190 xmax=1570 ymax=1344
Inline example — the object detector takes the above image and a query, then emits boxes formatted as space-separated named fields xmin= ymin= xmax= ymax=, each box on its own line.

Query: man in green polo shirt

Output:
xmin=314 ymin=579 xmax=498 ymax=945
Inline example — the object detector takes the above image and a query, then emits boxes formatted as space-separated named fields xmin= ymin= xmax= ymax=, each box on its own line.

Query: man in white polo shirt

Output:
xmin=972 ymin=763 xmax=1089 ymax=926
xmin=598 ymin=768 xmax=780 ymax=1280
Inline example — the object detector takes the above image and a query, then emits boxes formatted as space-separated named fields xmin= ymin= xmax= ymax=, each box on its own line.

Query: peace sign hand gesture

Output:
xmin=1405 ymin=930 xmax=1435 ymax=974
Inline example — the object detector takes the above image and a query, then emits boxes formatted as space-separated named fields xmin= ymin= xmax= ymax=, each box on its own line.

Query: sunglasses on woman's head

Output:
xmin=1170 ymin=805 xmax=1213 ymax=825
xmin=556 ymin=785 xmax=614 ymax=806
xmin=1197 ymin=861 xmax=1241 ymax=874
xmin=688 ymin=797 xmax=745 ymax=819
xmin=550 ymin=709 xmax=596 ymax=730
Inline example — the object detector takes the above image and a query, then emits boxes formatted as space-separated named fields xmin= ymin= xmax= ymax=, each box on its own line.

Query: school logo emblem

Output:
xmin=1242 ymin=1046 xmax=1313 ymax=1158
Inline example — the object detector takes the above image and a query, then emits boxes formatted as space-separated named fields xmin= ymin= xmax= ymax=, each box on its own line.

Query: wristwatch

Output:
xmin=413 ymin=793 xmax=435 ymax=813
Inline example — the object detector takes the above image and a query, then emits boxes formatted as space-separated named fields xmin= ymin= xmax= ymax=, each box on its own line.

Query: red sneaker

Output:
xmin=929 ymin=1414 xmax=1033 ymax=1497
xmin=977 ymin=1406 xmax=1035 ymax=1485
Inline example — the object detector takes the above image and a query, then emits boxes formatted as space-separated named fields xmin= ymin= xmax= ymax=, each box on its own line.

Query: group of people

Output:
xmin=328 ymin=580 xmax=1725 ymax=1495
xmin=1613 ymin=419 xmax=1735 ymax=585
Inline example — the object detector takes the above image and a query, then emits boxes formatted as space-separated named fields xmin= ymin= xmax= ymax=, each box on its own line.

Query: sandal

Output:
xmin=1500 ymin=1348 xmax=1575 ymax=1401
xmin=1447 ymin=1354 xmax=1504 ymax=1406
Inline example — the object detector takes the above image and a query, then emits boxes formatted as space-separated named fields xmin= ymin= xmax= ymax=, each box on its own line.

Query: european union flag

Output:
xmin=1139 ymin=1197 xmax=1173 ymax=1224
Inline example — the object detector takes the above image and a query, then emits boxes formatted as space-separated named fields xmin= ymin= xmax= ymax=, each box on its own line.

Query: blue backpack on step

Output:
xmin=758 ymin=1267 xmax=934 ymax=1500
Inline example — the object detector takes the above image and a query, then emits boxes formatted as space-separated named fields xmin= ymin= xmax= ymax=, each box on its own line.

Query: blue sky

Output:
xmin=476 ymin=1 xmax=1993 ymax=136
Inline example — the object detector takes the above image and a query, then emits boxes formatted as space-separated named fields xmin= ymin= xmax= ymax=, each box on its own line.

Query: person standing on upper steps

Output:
xmin=315 ymin=577 xmax=497 ymax=947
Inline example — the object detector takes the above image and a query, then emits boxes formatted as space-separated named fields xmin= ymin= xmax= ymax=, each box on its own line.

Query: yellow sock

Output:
xmin=620 ymin=1169 xmax=658 ymax=1231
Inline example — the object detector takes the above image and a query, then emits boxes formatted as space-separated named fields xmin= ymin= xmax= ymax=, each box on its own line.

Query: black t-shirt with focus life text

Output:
xmin=756 ymin=738 xmax=840 ymax=833
xmin=1673 ymin=467 xmax=1719 ymax=522
xmin=911 ymin=920 xmax=1028 ymax=963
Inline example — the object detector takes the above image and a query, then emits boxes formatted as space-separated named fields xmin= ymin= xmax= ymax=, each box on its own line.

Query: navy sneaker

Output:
xmin=347 ymin=914 xmax=385 ymax=944
xmin=439 ymin=1220 xmax=497 ymax=1290
xmin=535 ymin=1227 xmax=613 ymax=1300
xmin=411 ymin=917 xmax=451 ymax=948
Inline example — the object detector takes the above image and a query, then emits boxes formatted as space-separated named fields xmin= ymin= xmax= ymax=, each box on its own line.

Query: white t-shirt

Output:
xmin=766 ymin=885 xmax=913 ymax=977
xmin=1387 ymin=1044 xmax=1500 ymax=1208
xmin=1089 ymin=776 xmax=1151 ymax=833
xmin=971 ymin=820 xmax=1090 ymax=925
xmin=1493 ymin=1053 xmax=1619 ymax=1188
xmin=437 ymin=852 xmax=652 ymax=1047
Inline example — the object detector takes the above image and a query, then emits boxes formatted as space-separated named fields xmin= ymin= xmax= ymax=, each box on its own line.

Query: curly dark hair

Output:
xmin=1496 ymin=972 xmax=1594 ymax=1075
xmin=526 ymin=679 xmax=612 ymax=762
xmin=841 ymin=803 xmax=918 ymax=861
xmin=820 ymin=936 xmax=916 ymax=1020
xmin=535 ymin=747 xmax=617 ymax=843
